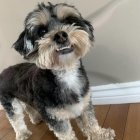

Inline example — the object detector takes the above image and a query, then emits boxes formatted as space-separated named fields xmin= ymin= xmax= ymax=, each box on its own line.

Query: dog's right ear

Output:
xmin=13 ymin=30 xmax=34 ymax=56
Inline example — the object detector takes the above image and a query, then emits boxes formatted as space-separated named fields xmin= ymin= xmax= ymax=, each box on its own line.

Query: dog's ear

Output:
xmin=84 ymin=20 xmax=94 ymax=39
xmin=13 ymin=30 xmax=34 ymax=56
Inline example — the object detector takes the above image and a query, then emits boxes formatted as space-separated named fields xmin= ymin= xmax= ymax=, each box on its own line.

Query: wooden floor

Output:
xmin=0 ymin=104 xmax=140 ymax=140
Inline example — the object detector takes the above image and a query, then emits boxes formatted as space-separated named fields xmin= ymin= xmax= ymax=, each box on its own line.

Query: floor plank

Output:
xmin=95 ymin=105 xmax=110 ymax=126
xmin=0 ymin=111 xmax=13 ymax=139
xmin=71 ymin=120 xmax=87 ymax=140
xmin=0 ymin=127 xmax=12 ymax=139
xmin=1 ymin=130 xmax=15 ymax=140
xmin=123 ymin=104 xmax=140 ymax=140
xmin=28 ymin=123 xmax=48 ymax=140
xmin=40 ymin=128 xmax=57 ymax=140
xmin=103 ymin=104 xmax=129 ymax=140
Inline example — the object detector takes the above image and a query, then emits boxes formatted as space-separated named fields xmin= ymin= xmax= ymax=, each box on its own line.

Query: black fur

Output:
xmin=0 ymin=61 xmax=89 ymax=116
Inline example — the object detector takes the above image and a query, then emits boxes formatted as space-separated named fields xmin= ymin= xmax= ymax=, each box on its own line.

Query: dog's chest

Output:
xmin=47 ymin=93 xmax=90 ymax=120
xmin=47 ymin=69 xmax=89 ymax=119
xmin=56 ymin=69 xmax=82 ymax=94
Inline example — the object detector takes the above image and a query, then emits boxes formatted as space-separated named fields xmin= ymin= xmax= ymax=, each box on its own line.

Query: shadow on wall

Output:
xmin=84 ymin=0 xmax=129 ymax=86
xmin=87 ymin=71 xmax=121 ymax=86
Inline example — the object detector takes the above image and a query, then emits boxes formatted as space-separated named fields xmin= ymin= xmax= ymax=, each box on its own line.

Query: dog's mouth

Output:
xmin=56 ymin=45 xmax=73 ymax=55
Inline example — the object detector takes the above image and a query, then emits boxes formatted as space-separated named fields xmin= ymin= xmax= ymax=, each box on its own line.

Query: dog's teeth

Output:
xmin=66 ymin=46 xmax=71 ymax=49
xmin=56 ymin=46 xmax=71 ymax=51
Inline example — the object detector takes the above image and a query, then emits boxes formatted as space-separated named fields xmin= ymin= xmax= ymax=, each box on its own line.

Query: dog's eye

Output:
xmin=38 ymin=27 xmax=48 ymax=37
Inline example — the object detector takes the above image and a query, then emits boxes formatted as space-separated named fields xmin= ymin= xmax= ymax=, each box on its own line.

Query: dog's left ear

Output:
xmin=13 ymin=30 xmax=34 ymax=56
xmin=84 ymin=20 xmax=94 ymax=39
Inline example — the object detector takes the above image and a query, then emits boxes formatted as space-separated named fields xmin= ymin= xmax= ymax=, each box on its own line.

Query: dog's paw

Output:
xmin=88 ymin=128 xmax=115 ymax=140
xmin=16 ymin=130 xmax=32 ymax=140
xmin=99 ymin=128 xmax=115 ymax=140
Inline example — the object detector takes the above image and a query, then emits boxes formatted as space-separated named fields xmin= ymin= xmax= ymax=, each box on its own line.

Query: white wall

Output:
xmin=0 ymin=0 xmax=140 ymax=85
xmin=84 ymin=0 xmax=140 ymax=85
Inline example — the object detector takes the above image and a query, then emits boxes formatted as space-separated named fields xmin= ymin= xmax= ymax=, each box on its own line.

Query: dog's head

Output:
xmin=13 ymin=2 xmax=94 ymax=70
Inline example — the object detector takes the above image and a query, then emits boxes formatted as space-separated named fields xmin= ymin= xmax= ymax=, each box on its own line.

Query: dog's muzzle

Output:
xmin=54 ymin=31 xmax=73 ymax=55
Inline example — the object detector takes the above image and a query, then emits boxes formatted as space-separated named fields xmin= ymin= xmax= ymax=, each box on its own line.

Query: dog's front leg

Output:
xmin=48 ymin=119 xmax=77 ymax=140
xmin=41 ymin=113 xmax=77 ymax=140
xmin=36 ymin=103 xmax=77 ymax=140
xmin=76 ymin=101 xmax=115 ymax=140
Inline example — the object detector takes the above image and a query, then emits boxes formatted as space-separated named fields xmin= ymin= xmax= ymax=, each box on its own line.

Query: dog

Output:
xmin=0 ymin=2 xmax=115 ymax=140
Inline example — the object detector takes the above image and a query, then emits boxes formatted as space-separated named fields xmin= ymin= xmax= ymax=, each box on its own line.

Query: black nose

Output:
xmin=54 ymin=31 xmax=68 ymax=44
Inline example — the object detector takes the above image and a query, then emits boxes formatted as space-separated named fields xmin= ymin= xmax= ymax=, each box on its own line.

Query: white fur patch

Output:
xmin=25 ymin=40 xmax=33 ymax=51
xmin=55 ymin=64 xmax=82 ymax=94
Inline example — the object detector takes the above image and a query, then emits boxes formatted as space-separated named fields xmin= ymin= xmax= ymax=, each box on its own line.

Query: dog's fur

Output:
xmin=0 ymin=2 xmax=115 ymax=140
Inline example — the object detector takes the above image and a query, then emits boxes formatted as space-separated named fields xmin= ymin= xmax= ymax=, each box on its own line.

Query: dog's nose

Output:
xmin=54 ymin=31 xmax=68 ymax=44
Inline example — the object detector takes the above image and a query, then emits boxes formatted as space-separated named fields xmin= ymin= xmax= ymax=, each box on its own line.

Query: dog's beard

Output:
xmin=34 ymin=25 xmax=92 ymax=70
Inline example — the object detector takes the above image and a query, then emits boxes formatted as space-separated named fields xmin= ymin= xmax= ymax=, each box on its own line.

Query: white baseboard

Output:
xmin=91 ymin=81 xmax=140 ymax=105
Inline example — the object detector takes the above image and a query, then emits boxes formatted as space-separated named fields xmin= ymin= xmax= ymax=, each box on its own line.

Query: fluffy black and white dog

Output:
xmin=0 ymin=2 xmax=115 ymax=140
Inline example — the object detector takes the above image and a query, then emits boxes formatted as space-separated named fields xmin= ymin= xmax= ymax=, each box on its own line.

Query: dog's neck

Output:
xmin=52 ymin=60 xmax=83 ymax=95
xmin=52 ymin=59 xmax=81 ymax=75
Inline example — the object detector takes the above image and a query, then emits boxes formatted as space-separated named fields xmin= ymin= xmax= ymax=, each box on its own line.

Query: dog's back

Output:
xmin=0 ymin=63 xmax=35 ymax=106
